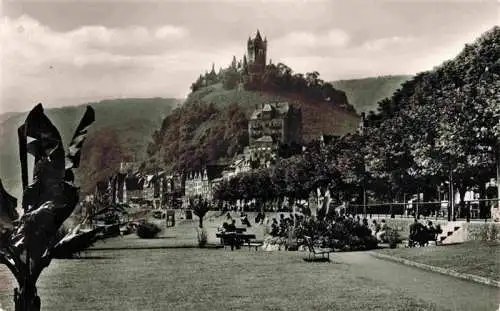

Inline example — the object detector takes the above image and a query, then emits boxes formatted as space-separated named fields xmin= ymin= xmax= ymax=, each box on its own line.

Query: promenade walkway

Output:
xmin=335 ymin=251 xmax=499 ymax=311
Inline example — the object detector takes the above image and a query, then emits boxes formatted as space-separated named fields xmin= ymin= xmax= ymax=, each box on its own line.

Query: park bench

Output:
xmin=216 ymin=232 xmax=258 ymax=250
xmin=303 ymin=236 xmax=334 ymax=262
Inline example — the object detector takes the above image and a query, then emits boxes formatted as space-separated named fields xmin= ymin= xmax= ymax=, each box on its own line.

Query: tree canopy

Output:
xmin=212 ymin=26 xmax=500 ymax=215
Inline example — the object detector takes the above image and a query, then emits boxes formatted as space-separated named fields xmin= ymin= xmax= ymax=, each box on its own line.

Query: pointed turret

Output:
xmin=255 ymin=29 xmax=262 ymax=41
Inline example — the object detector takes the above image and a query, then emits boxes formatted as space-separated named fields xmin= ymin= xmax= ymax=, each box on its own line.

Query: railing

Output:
xmin=345 ymin=198 xmax=498 ymax=221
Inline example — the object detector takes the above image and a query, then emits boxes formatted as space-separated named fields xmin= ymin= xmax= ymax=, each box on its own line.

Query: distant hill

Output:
xmin=0 ymin=98 xmax=181 ymax=197
xmin=331 ymin=75 xmax=412 ymax=114
xmin=145 ymin=83 xmax=360 ymax=174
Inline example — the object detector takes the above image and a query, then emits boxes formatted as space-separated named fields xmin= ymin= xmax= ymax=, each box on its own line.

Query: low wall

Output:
xmin=384 ymin=218 xmax=500 ymax=242
xmin=165 ymin=209 xmax=500 ymax=242
xmin=467 ymin=222 xmax=500 ymax=241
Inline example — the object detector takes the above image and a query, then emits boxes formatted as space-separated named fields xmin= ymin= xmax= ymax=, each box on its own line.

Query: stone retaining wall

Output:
xmin=383 ymin=218 xmax=500 ymax=242
xmin=169 ymin=209 xmax=500 ymax=242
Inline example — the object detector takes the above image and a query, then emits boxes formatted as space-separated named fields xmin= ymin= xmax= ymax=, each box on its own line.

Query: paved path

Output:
xmin=335 ymin=251 xmax=500 ymax=311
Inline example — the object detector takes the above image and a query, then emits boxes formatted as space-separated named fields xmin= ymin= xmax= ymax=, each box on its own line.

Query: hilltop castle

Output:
xmin=191 ymin=30 xmax=269 ymax=91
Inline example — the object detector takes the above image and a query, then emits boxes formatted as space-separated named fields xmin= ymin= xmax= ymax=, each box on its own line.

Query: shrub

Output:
xmin=197 ymin=228 xmax=208 ymax=248
xmin=479 ymin=225 xmax=490 ymax=241
xmin=136 ymin=222 xmax=161 ymax=239
xmin=362 ymin=235 xmax=379 ymax=250
xmin=385 ymin=228 xmax=401 ymax=248
xmin=488 ymin=224 xmax=499 ymax=241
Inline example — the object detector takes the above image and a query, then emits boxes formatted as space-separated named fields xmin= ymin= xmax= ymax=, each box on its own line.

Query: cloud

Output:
xmin=274 ymin=29 xmax=350 ymax=50
xmin=1 ymin=15 xmax=190 ymax=66
xmin=0 ymin=12 xmax=495 ymax=113
xmin=361 ymin=36 xmax=417 ymax=51
xmin=0 ymin=15 xmax=203 ymax=111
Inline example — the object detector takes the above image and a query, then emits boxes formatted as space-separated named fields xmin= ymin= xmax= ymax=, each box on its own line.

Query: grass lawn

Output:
xmin=0 ymin=247 xmax=446 ymax=311
xmin=377 ymin=241 xmax=500 ymax=281
xmin=2 ymin=217 xmax=493 ymax=311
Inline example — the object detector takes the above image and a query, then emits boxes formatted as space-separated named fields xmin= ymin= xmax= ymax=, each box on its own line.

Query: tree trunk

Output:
xmin=198 ymin=216 xmax=203 ymax=228
xmin=497 ymin=152 xmax=500 ymax=208
xmin=14 ymin=282 xmax=40 ymax=311
xmin=423 ymin=187 xmax=433 ymax=217
xmin=449 ymin=171 xmax=455 ymax=221
xmin=479 ymin=182 xmax=486 ymax=220
xmin=415 ymin=188 xmax=420 ymax=219
xmin=459 ymin=187 xmax=466 ymax=219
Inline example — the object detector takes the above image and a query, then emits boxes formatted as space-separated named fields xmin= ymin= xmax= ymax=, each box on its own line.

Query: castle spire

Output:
xmin=255 ymin=29 xmax=262 ymax=41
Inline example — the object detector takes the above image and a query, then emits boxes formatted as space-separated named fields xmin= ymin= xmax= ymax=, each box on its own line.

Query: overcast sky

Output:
xmin=1 ymin=0 xmax=498 ymax=113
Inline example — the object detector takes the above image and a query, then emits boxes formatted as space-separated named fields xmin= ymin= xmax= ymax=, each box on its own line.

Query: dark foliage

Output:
xmin=145 ymin=102 xmax=248 ymax=173
xmin=213 ymin=27 xmax=500 ymax=212
xmin=136 ymin=222 xmax=161 ymax=239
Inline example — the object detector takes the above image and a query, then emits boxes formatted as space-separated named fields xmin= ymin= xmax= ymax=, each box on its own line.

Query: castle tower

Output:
xmin=247 ymin=30 xmax=267 ymax=75
xmin=231 ymin=56 xmax=237 ymax=69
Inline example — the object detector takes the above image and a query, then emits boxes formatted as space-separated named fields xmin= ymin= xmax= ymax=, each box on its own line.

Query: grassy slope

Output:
xmin=331 ymin=75 xmax=412 ymax=114
xmin=378 ymin=241 xmax=500 ymax=281
xmin=187 ymin=83 xmax=360 ymax=141
xmin=0 ymin=98 xmax=181 ymax=197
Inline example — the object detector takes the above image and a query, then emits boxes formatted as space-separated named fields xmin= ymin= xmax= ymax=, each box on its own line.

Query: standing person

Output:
xmin=426 ymin=221 xmax=436 ymax=241
xmin=376 ymin=219 xmax=388 ymax=242
xmin=371 ymin=220 xmax=381 ymax=236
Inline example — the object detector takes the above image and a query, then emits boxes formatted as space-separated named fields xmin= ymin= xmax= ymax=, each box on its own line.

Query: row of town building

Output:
xmin=89 ymin=101 xmax=304 ymax=209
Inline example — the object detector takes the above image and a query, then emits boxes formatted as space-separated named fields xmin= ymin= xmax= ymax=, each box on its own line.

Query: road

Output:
xmin=335 ymin=251 xmax=500 ymax=311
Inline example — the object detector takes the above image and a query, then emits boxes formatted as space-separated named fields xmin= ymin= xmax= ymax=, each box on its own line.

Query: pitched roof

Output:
xmin=262 ymin=103 xmax=273 ymax=112
xmin=255 ymin=135 xmax=274 ymax=143
xmin=255 ymin=30 xmax=262 ymax=41
xmin=250 ymin=110 xmax=261 ymax=120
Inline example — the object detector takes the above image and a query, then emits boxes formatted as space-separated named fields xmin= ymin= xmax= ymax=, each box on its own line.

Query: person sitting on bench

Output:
xmin=221 ymin=222 xmax=230 ymax=232
xmin=241 ymin=214 xmax=251 ymax=227
xmin=270 ymin=218 xmax=279 ymax=237
xmin=226 ymin=219 xmax=237 ymax=232
xmin=255 ymin=212 xmax=265 ymax=224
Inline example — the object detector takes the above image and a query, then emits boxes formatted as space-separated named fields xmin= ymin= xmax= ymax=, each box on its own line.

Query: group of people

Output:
xmin=217 ymin=209 xmax=453 ymax=251
xmin=219 ymin=212 xmax=254 ymax=232
xmin=409 ymin=219 xmax=443 ymax=247
xmin=269 ymin=213 xmax=306 ymax=237
xmin=371 ymin=219 xmax=389 ymax=242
